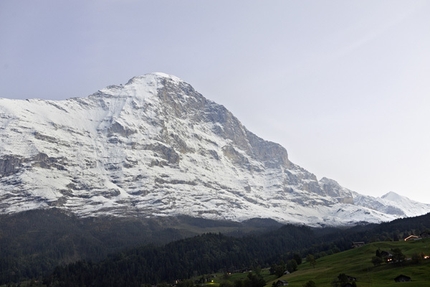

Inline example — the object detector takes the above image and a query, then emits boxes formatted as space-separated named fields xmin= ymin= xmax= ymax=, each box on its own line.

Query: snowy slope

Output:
xmin=0 ymin=73 xmax=429 ymax=226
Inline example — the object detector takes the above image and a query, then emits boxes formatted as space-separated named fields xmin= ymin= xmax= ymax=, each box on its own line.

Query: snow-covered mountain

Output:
xmin=0 ymin=73 xmax=428 ymax=226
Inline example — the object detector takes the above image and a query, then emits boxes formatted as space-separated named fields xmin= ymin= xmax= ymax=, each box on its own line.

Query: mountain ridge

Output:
xmin=0 ymin=72 xmax=429 ymax=225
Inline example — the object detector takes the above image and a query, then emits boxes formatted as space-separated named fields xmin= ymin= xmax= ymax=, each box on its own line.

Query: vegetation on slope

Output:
xmin=271 ymin=238 xmax=430 ymax=287
xmin=42 ymin=213 xmax=430 ymax=287
xmin=0 ymin=209 xmax=281 ymax=284
xmin=42 ymin=226 xmax=316 ymax=286
xmin=1 ymin=210 xmax=430 ymax=286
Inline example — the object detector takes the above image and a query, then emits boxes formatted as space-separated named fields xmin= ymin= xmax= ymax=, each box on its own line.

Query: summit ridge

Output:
xmin=0 ymin=73 xmax=429 ymax=226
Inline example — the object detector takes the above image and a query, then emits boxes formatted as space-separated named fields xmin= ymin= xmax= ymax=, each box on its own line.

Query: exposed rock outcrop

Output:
xmin=0 ymin=73 xmax=428 ymax=225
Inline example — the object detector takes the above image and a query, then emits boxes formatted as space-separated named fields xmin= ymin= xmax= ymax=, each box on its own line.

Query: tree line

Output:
xmin=2 ymin=210 xmax=430 ymax=286
xmin=43 ymin=213 xmax=430 ymax=287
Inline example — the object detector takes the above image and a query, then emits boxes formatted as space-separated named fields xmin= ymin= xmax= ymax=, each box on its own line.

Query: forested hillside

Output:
xmin=0 ymin=209 xmax=280 ymax=284
xmin=42 ymin=213 xmax=430 ymax=287
xmin=1 ymin=211 xmax=430 ymax=286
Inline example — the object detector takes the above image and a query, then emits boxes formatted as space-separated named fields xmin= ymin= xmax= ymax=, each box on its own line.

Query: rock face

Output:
xmin=0 ymin=73 xmax=429 ymax=226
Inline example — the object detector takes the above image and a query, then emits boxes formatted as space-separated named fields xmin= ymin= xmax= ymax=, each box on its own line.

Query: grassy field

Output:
xmin=266 ymin=238 xmax=430 ymax=287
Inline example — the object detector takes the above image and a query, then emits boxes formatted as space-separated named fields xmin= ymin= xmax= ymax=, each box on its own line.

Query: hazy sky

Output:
xmin=1 ymin=1 xmax=429 ymax=204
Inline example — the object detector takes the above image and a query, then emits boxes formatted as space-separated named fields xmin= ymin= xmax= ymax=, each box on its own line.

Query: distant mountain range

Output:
xmin=0 ymin=72 xmax=429 ymax=226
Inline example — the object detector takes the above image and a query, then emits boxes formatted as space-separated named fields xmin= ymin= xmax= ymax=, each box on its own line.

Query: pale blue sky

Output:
xmin=1 ymin=1 xmax=429 ymax=203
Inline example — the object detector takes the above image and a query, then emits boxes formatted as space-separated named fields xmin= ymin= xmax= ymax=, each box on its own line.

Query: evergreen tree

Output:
xmin=286 ymin=259 xmax=298 ymax=273
xmin=375 ymin=248 xmax=381 ymax=258
xmin=391 ymin=248 xmax=405 ymax=263
xmin=371 ymin=256 xmax=383 ymax=266
xmin=293 ymin=253 xmax=302 ymax=265
xmin=306 ymin=254 xmax=316 ymax=268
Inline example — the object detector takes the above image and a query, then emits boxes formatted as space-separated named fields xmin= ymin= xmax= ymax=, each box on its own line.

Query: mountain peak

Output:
xmin=126 ymin=72 xmax=184 ymax=86
xmin=1 ymin=75 xmax=429 ymax=226
xmin=96 ymin=72 xmax=185 ymax=99
xmin=381 ymin=191 xmax=403 ymax=201
xmin=152 ymin=72 xmax=183 ymax=82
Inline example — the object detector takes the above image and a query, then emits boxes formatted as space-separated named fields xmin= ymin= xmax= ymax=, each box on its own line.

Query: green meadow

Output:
xmin=267 ymin=238 xmax=430 ymax=287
